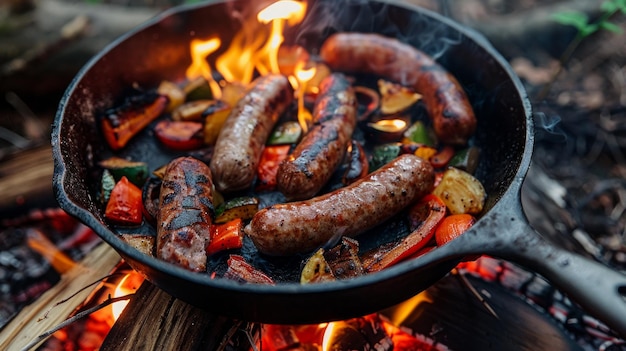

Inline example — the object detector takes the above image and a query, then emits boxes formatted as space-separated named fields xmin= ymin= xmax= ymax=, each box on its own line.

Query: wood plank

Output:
xmin=0 ymin=243 xmax=121 ymax=351
xmin=100 ymin=281 xmax=246 ymax=351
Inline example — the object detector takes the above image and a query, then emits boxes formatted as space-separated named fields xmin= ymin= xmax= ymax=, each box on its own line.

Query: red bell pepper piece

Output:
xmin=430 ymin=145 xmax=455 ymax=168
xmin=223 ymin=255 xmax=275 ymax=284
xmin=256 ymin=145 xmax=291 ymax=191
xmin=363 ymin=194 xmax=447 ymax=272
xmin=154 ymin=120 xmax=204 ymax=151
xmin=435 ymin=213 xmax=476 ymax=246
xmin=104 ymin=176 xmax=143 ymax=226
xmin=101 ymin=94 xmax=168 ymax=151
xmin=207 ymin=218 xmax=244 ymax=255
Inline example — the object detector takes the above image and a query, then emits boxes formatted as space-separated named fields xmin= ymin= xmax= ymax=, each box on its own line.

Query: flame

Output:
xmin=388 ymin=291 xmax=434 ymax=326
xmin=111 ymin=271 xmax=144 ymax=321
xmin=321 ymin=321 xmax=338 ymax=351
xmin=293 ymin=61 xmax=316 ymax=132
xmin=186 ymin=38 xmax=223 ymax=99
xmin=185 ymin=0 xmax=307 ymax=100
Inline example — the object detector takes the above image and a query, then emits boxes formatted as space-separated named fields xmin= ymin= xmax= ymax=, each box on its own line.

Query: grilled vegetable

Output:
xmin=301 ymin=237 xmax=363 ymax=283
xmin=449 ymin=146 xmax=481 ymax=174
xmin=256 ymin=145 xmax=291 ymax=192
xmin=215 ymin=196 xmax=259 ymax=224
xmin=207 ymin=218 xmax=244 ymax=255
xmin=101 ymin=93 xmax=168 ymax=151
xmin=267 ymin=121 xmax=302 ymax=145
xmin=362 ymin=194 xmax=446 ymax=272
xmin=430 ymin=145 xmax=456 ymax=168
xmin=154 ymin=120 xmax=204 ymax=151
xmin=202 ymin=99 xmax=232 ymax=145
xmin=435 ymin=213 xmax=476 ymax=246
xmin=369 ymin=143 xmax=401 ymax=171
xmin=433 ymin=167 xmax=486 ymax=215
xmin=402 ymin=120 xmax=435 ymax=146
xmin=172 ymin=100 xmax=215 ymax=121
xmin=184 ymin=76 xmax=213 ymax=101
xmin=223 ymin=255 xmax=274 ymax=284
xmin=157 ymin=80 xmax=185 ymax=112
xmin=354 ymin=86 xmax=380 ymax=121
xmin=342 ymin=140 xmax=369 ymax=185
xmin=100 ymin=169 xmax=116 ymax=205
xmin=378 ymin=79 xmax=421 ymax=115
xmin=104 ymin=176 xmax=143 ymax=226
xmin=99 ymin=156 xmax=149 ymax=187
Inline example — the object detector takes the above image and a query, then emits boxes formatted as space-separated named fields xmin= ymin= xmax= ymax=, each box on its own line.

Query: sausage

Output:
xmin=276 ymin=73 xmax=357 ymax=200
xmin=319 ymin=32 xmax=476 ymax=145
xmin=157 ymin=157 xmax=214 ymax=272
xmin=210 ymin=74 xmax=294 ymax=193
xmin=246 ymin=154 xmax=434 ymax=256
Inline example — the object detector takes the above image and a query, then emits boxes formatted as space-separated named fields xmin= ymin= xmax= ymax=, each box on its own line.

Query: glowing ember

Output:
xmin=111 ymin=271 xmax=144 ymax=321
xmin=321 ymin=321 xmax=337 ymax=350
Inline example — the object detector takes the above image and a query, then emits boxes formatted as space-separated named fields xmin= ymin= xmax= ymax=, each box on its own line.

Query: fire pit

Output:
xmin=51 ymin=0 xmax=626 ymax=337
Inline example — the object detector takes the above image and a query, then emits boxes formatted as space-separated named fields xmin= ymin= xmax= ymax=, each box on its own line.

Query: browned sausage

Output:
xmin=246 ymin=154 xmax=434 ymax=256
xmin=276 ymin=73 xmax=357 ymax=200
xmin=157 ymin=157 xmax=214 ymax=272
xmin=210 ymin=74 xmax=293 ymax=193
xmin=319 ymin=32 xmax=476 ymax=145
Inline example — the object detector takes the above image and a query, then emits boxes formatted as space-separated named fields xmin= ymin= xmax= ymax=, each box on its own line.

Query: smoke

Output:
xmin=293 ymin=0 xmax=463 ymax=59
xmin=534 ymin=110 xmax=566 ymax=142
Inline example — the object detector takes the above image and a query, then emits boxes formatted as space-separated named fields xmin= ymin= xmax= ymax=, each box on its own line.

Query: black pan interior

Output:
xmin=52 ymin=0 xmax=532 ymax=323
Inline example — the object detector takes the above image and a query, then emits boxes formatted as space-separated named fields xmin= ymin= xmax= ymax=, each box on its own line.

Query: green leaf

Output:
xmin=580 ymin=23 xmax=600 ymax=37
xmin=552 ymin=11 xmax=591 ymax=32
xmin=601 ymin=0 xmax=618 ymax=12
xmin=600 ymin=21 xmax=623 ymax=33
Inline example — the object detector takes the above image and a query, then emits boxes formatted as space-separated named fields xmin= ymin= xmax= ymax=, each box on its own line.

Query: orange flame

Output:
xmin=368 ymin=119 xmax=408 ymax=133
xmin=293 ymin=61 xmax=316 ymax=132
xmin=186 ymin=38 xmax=223 ymax=99
xmin=111 ymin=271 xmax=144 ymax=321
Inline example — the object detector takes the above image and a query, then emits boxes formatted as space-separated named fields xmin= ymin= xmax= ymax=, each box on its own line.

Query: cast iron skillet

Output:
xmin=52 ymin=0 xmax=626 ymax=335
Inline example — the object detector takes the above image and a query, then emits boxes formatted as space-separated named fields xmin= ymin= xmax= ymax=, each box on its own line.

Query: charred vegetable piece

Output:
xmin=214 ymin=196 xmax=259 ymax=224
xmin=223 ymin=255 xmax=274 ymax=284
xmin=104 ymin=176 xmax=143 ymax=226
xmin=202 ymin=100 xmax=233 ymax=145
xmin=449 ymin=146 xmax=481 ymax=174
xmin=342 ymin=140 xmax=369 ymax=185
xmin=321 ymin=237 xmax=364 ymax=280
xmin=301 ymin=248 xmax=334 ymax=284
xmin=172 ymin=100 xmax=215 ymax=121
xmin=435 ymin=213 xmax=476 ymax=246
xmin=402 ymin=120 xmax=435 ymax=146
xmin=207 ymin=218 xmax=244 ymax=255
xmin=267 ymin=121 xmax=302 ymax=145
xmin=184 ymin=76 xmax=213 ymax=101
xmin=219 ymin=81 xmax=247 ymax=107
xmin=141 ymin=176 xmax=161 ymax=225
xmin=301 ymin=237 xmax=363 ymax=283
xmin=99 ymin=156 xmax=149 ymax=187
xmin=101 ymin=93 xmax=168 ymax=151
xmin=433 ymin=167 xmax=486 ymax=215
xmin=430 ymin=145 xmax=456 ymax=168
xmin=100 ymin=169 xmax=116 ymax=205
xmin=369 ymin=143 xmax=401 ymax=171
xmin=119 ymin=234 xmax=155 ymax=256
xmin=154 ymin=120 xmax=204 ymax=151
xmin=378 ymin=79 xmax=421 ymax=115
xmin=152 ymin=164 xmax=167 ymax=179
xmin=354 ymin=86 xmax=380 ymax=122
xmin=366 ymin=116 xmax=409 ymax=144
xmin=157 ymin=80 xmax=185 ymax=112
xmin=362 ymin=194 xmax=446 ymax=272
xmin=414 ymin=145 xmax=437 ymax=162
xmin=256 ymin=145 xmax=291 ymax=192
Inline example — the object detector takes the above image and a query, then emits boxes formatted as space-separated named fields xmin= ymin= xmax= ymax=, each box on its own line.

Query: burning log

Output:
xmin=323 ymin=314 xmax=393 ymax=351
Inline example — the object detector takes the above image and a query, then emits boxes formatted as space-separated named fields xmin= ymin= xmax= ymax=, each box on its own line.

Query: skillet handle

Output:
xmin=463 ymin=204 xmax=626 ymax=339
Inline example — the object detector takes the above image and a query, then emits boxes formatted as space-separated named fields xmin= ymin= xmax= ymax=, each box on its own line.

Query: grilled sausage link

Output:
xmin=157 ymin=157 xmax=214 ymax=272
xmin=319 ymin=32 xmax=476 ymax=145
xmin=276 ymin=73 xmax=357 ymax=200
xmin=210 ymin=74 xmax=293 ymax=192
xmin=246 ymin=154 xmax=434 ymax=256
